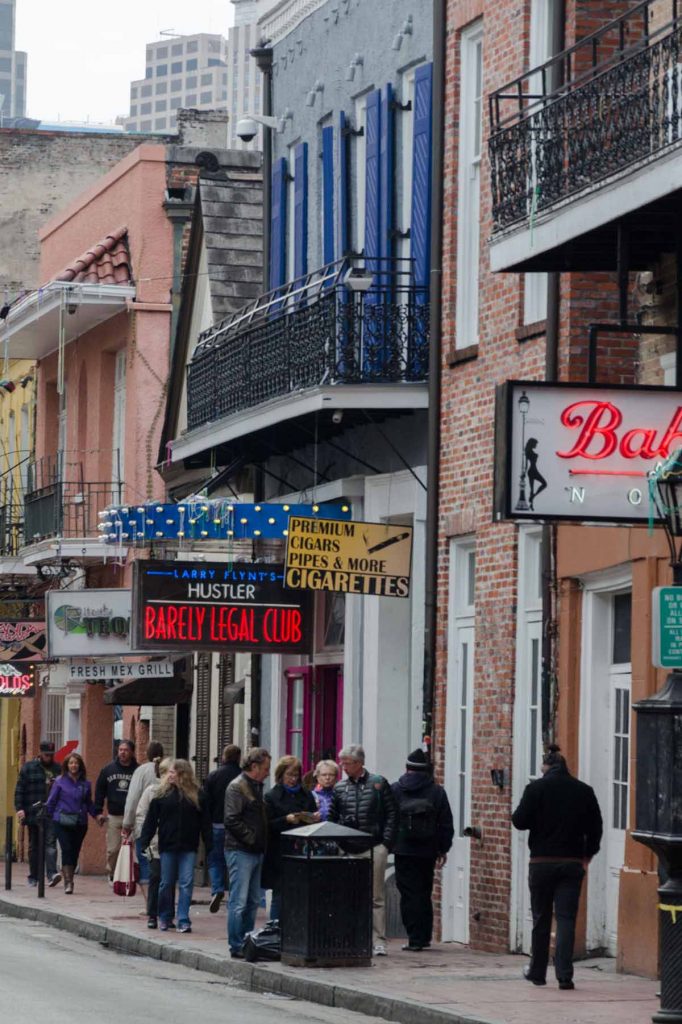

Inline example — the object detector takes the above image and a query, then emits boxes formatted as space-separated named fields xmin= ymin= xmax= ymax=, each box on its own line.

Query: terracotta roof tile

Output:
xmin=55 ymin=226 xmax=133 ymax=287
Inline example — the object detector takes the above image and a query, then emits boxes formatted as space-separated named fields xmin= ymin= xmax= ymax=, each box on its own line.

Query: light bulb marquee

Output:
xmin=98 ymin=500 xmax=352 ymax=545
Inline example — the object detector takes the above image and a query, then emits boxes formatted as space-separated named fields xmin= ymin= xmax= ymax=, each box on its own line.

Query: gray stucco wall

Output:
xmin=270 ymin=0 xmax=432 ymax=273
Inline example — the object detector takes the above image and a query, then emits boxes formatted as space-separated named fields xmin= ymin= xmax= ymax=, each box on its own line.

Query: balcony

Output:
xmin=22 ymin=457 xmax=123 ymax=564
xmin=174 ymin=259 xmax=429 ymax=464
xmin=488 ymin=1 xmax=682 ymax=272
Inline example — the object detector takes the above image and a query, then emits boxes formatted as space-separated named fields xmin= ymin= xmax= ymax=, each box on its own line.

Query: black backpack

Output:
xmin=399 ymin=794 xmax=437 ymax=842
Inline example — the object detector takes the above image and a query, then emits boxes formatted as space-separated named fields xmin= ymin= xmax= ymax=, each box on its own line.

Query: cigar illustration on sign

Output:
xmin=364 ymin=531 xmax=411 ymax=555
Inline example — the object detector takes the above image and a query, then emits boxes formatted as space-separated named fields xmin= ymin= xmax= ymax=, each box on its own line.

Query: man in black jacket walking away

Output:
xmin=392 ymin=749 xmax=454 ymax=951
xmin=512 ymin=744 xmax=603 ymax=990
xmin=202 ymin=743 xmax=241 ymax=913
xmin=94 ymin=739 xmax=138 ymax=880
xmin=328 ymin=744 xmax=397 ymax=956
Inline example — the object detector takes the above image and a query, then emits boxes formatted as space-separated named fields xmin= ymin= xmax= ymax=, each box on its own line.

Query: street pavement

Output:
xmin=0 ymin=873 xmax=660 ymax=1024
xmin=0 ymin=915 xmax=386 ymax=1024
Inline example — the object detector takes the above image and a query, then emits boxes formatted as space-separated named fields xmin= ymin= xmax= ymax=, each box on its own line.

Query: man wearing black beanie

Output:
xmin=391 ymin=749 xmax=454 ymax=951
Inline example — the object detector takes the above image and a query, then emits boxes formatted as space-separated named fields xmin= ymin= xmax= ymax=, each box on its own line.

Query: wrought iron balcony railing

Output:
xmin=24 ymin=457 xmax=123 ymax=545
xmin=187 ymin=258 xmax=429 ymax=432
xmin=489 ymin=0 xmax=682 ymax=231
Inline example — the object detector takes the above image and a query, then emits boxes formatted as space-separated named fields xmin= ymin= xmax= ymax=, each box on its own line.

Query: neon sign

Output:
xmin=495 ymin=381 xmax=682 ymax=524
xmin=133 ymin=560 xmax=312 ymax=654
xmin=0 ymin=663 xmax=36 ymax=698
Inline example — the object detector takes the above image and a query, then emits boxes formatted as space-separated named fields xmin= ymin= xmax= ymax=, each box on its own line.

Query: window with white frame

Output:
xmin=455 ymin=22 xmax=483 ymax=349
xmin=398 ymin=63 xmax=425 ymax=268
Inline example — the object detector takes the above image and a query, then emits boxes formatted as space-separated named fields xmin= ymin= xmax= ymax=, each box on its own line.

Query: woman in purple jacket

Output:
xmin=45 ymin=753 xmax=97 ymax=893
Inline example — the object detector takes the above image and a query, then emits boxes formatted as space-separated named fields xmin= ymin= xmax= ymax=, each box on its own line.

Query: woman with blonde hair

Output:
xmin=140 ymin=759 xmax=212 ymax=933
xmin=136 ymin=756 xmax=171 ymax=928
xmin=263 ymin=755 xmax=319 ymax=921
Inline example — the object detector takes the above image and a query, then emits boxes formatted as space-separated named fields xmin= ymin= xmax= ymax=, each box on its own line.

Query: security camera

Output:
xmin=236 ymin=117 xmax=258 ymax=143
xmin=332 ymin=410 xmax=343 ymax=425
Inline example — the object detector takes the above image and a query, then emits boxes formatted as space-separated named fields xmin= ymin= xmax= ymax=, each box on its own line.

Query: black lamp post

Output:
xmin=632 ymin=449 xmax=682 ymax=1023
xmin=515 ymin=390 xmax=530 ymax=511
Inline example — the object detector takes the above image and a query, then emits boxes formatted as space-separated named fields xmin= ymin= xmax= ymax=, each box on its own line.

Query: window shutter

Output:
xmin=294 ymin=142 xmax=308 ymax=280
xmin=364 ymin=88 xmax=381 ymax=267
xmin=195 ymin=653 xmax=211 ymax=783
xmin=270 ymin=156 xmax=287 ymax=291
xmin=380 ymin=83 xmax=395 ymax=288
xmin=217 ymin=653 xmax=235 ymax=756
xmin=338 ymin=111 xmax=350 ymax=258
xmin=411 ymin=63 xmax=433 ymax=297
xmin=322 ymin=126 xmax=335 ymax=266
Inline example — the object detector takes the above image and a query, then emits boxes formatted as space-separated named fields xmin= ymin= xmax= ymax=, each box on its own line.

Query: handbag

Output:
xmin=113 ymin=838 xmax=139 ymax=897
xmin=57 ymin=782 xmax=85 ymax=829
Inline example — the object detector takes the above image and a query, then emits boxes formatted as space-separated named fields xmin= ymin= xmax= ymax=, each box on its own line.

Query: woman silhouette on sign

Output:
xmin=525 ymin=438 xmax=547 ymax=510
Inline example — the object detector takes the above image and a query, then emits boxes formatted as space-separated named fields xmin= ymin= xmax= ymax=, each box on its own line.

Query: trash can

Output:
xmin=279 ymin=821 xmax=373 ymax=967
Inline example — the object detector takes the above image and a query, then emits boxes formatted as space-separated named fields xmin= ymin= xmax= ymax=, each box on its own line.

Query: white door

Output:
xmin=581 ymin=582 xmax=631 ymax=955
xmin=511 ymin=528 xmax=544 ymax=952
xmin=442 ymin=541 xmax=475 ymax=943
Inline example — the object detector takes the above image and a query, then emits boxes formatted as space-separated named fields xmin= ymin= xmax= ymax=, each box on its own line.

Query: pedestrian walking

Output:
xmin=201 ymin=743 xmax=241 ymax=914
xmin=139 ymin=758 xmax=212 ymax=933
xmin=14 ymin=740 xmax=61 ymax=887
xmin=44 ymin=753 xmax=98 ymax=894
xmin=93 ymin=739 xmax=138 ymax=881
xmin=224 ymin=747 xmax=271 ymax=958
xmin=312 ymin=759 xmax=339 ymax=821
xmin=328 ymin=744 xmax=398 ymax=956
xmin=512 ymin=744 xmax=603 ymax=990
xmin=263 ymin=756 xmax=319 ymax=920
xmin=121 ymin=741 xmax=164 ymax=887
xmin=136 ymin=756 xmax=171 ymax=928
xmin=391 ymin=749 xmax=454 ymax=951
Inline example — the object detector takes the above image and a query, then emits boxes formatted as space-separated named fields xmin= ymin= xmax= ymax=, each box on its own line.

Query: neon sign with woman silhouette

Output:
xmin=524 ymin=438 xmax=547 ymax=510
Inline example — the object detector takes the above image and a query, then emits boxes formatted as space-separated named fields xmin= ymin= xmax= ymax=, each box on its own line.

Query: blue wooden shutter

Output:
xmin=410 ymin=63 xmax=433 ymax=297
xmin=322 ymin=126 xmax=335 ymax=266
xmin=364 ymin=88 xmax=381 ymax=269
xmin=338 ymin=111 xmax=350 ymax=258
xmin=270 ymin=156 xmax=287 ymax=291
xmin=380 ymin=83 xmax=394 ymax=288
xmin=294 ymin=142 xmax=308 ymax=281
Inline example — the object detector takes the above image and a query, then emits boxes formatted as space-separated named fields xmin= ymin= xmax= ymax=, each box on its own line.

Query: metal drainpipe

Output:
xmin=251 ymin=44 xmax=273 ymax=294
xmin=541 ymin=0 xmax=565 ymax=742
xmin=423 ymin=0 xmax=446 ymax=749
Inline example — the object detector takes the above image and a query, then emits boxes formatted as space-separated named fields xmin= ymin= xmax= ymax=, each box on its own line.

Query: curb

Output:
xmin=0 ymin=895 xmax=492 ymax=1024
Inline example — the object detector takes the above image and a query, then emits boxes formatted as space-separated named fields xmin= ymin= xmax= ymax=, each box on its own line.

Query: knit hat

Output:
xmin=406 ymin=748 xmax=431 ymax=772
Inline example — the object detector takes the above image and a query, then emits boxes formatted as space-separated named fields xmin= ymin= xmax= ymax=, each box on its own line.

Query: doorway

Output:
xmin=580 ymin=575 xmax=632 ymax=956
xmin=285 ymin=664 xmax=343 ymax=771
xmin=442 ymin=538 xmax=476 ymax=943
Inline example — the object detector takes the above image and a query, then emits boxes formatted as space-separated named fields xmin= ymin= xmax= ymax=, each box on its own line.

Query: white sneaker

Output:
xmin=373 ymin=942 xmax=387 ymax=956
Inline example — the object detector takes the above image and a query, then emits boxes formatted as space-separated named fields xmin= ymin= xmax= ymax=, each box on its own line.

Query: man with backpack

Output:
xmin=328 ymin=744 xmax=397 ymax=956
xmin=392 ymin=749 xmax=454 ymax=952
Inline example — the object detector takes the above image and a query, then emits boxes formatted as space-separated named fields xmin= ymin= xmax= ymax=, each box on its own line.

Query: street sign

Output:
xmin=133 ymin=560 xmax=313 ymax=654
xmin=652 ymin=586 xmax=682 ymax=668
xmin=67 ymin=659 xmax=175 ymax=682
xmin=285 ymin=517 xmax=413 ymax=597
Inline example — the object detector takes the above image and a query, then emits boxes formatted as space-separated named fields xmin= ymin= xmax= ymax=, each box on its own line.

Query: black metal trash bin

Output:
xmin=279 ymin=821 xmax=373 ymax=967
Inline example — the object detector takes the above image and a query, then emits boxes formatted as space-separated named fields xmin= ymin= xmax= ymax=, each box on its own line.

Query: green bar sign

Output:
xmin=652 ymin=586 xmax=682 ymax=669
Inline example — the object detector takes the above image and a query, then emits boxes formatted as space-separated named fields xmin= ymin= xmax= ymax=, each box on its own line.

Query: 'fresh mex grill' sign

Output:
xmin=133 ymin=560 xmax=313 ymax=654
xmin=495 ymin=382 xmax=682 ymax=523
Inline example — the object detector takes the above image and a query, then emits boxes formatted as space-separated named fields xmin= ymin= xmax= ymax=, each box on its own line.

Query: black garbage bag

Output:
xmin=242 ymin=920 xmax=281 ymax=962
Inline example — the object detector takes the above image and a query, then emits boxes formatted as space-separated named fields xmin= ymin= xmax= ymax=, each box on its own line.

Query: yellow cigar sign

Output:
xmin=285 ymin=516 xmax=413 ymax=598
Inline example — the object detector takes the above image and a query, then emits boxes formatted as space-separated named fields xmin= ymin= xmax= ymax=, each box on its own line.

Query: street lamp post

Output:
xmin=515 ymin=390 xmax=530 ymax=511
xmin=633 ymin=449 xmax=682 ymax=1023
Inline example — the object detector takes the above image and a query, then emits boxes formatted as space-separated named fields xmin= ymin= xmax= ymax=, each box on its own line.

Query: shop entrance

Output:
xmin=285 ymin=664 xmax=344 ymax=772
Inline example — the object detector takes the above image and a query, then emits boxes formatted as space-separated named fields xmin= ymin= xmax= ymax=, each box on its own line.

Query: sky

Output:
xmin=15 ymin=0 xmax=234 ymax=123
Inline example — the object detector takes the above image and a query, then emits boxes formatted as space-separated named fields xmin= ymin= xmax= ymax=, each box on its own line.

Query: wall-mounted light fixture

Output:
xmin=305 ymin=80 xmax=325 ymax=107
xmin=392 ymin=14 xmax=414 ymax=51
xmin=345 ymin=53 xmax=364 ymax=82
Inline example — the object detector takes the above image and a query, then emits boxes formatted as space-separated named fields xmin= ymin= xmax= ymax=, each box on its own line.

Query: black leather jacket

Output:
xmin=328 ymin=769 xmax=398 ymax=849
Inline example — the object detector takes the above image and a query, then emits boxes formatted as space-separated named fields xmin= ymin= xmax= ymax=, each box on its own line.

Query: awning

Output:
xmin=102 ymin=674 xmax=192 ymax=707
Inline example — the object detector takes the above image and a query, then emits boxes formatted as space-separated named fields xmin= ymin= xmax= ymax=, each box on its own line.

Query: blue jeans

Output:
xmin=226 ymin=849 xmax=263 ymax=954
xmin=135 ymin=838 xmax=151 ymax=884
xmin=159 ymin=850 xmax=196 ymax=928
xmin=207 ymin=825 xmax=226 ymax=895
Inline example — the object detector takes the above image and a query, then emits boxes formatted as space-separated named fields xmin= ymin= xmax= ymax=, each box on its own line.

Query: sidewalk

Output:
xmin=0 ymin=874 xmax=658 ymax=1024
